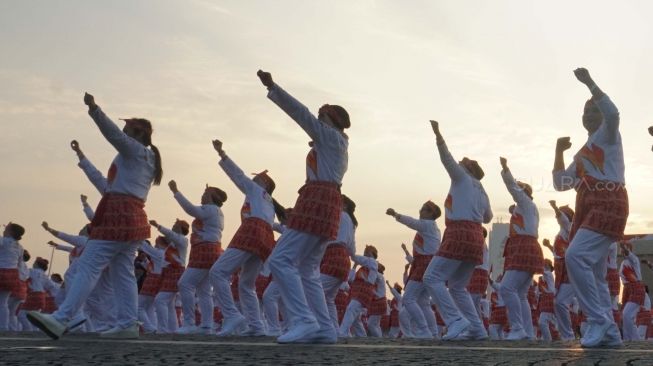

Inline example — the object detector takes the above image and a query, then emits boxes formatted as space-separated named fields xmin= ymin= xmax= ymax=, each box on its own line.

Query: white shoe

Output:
xmin=466 ymin=326 xmax=489 ymax=341
xmin=277 ymin=321 xmax=320 ymax=343
xmin=442 ymin=318 xmax=471 ymax=341
xmin=176 ymin=325 xmax=199 ymax=334
xmin=241 ymin=328 xmax=267 ymax=337
xmin=295 ymin=327 xmax=338 ymax=344
xmin=413 ymin=329 xmax=434 ymax=340
xmin=505 ymin=329 xmax=528 ymax=341
xmin=26 ymin=312 xmax=66 ymax=340
xmin=598 ymin=323 xmax=623 ymax=348
xmin=581 ymin=321 xmax=612 ymax=348
xmin=64 ymin=314 xmax=87 ymax=334
xmin=99 ymin=324 xmax=139 ymax=339
xmin=217 ymin=314 xmax=247 ymax=336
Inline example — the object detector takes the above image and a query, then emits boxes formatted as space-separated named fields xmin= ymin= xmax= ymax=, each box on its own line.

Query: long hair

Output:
xmin=128 ymin=118 xmax=163 ymax=185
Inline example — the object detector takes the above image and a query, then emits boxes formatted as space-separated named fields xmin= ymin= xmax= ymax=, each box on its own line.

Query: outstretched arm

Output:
xmin=552 ymin=137 xmax=577 ymax=191
xmin=430 ymin=120 xmax=466 ymax=181
xmin=500 ymin=157 xmax=531 ymax=208
xmin=81 ymin=194 xmax=95 ymax=221
xmin=168 ymin=180 xmax=207 ymax=219
xmin=574 ymin=68 xmax=619 ymax=142
xmin=386 ymin=208 xmax=426 ymax=231
xmin=214 ymin=139 xmax=257 ymax=195
xmin=73 ymin=140 xmax=108 ymax=194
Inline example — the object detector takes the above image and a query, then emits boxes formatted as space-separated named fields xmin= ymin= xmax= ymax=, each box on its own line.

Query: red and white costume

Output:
xmin=468 ymin=242 xmax=490 ymax=323
xmin=500 ymin=169 xmax=543 ymax=340
xmin=174 ymin=190 xmax=223 ymax=333
xmin=19 ymin=267 xmax=50 ymax=330
xmin=637 ymin=292 xmax=651 ymax=340
xmin=0 ymin=237 xmax=23 ymax=331
xmin=549 ymin=212 xmax=576 ymax=340
xmin=553 ymin=94 xmax=627 ymax=340
xmin=210 ymin=155 xmax=275 ymax=336
xmin=395 ymin=213 xmax=440 ymax=338
xmin=489 ymin=281 xmax=508 ymax=340
xmin=423 ymin=141 xmax=492 ymax=340
xmin=138 ymin=242 xmax=165 ymax=332
xmin=339 ymin=256 xmax=377 ymax=337
xmin=265 ymin=82 xmax=348 ymax=342
xmin=153 ymin=225 xmax=187 ymax=334
xmin=620 ymin=249 xmax=644 ymax=341
xmin=366 ymin=271 xmax=387 ymax=337
xmin=320 ymin=210 xmax=356 ymax=331
xmin=538 ymin=270 xmax=558 ymax=341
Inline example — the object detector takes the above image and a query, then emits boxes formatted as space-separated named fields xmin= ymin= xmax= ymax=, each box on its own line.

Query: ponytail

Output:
xmin=150 ymin=144 xmax=163 ymax=186
xmin=272 ymin=198 xmax=287 ymax=222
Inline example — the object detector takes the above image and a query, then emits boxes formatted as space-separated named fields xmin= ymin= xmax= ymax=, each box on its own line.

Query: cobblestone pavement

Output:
xmin=2 ymin=332 xmax=653 ymax=365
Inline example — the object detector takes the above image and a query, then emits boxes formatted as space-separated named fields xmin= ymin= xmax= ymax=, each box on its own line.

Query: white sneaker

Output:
xmin=277 ymin=321 xmax=320 ymax=344
xmin=26 ymin=312 xmax=66 ymax=340
xmin=598 ymin=323 xmax=623 ymax=348
xmin=176 ymin=325 xmax=199 ymax=334
xmin=99 ymin=324 xmax=139 ymax=339
xmin=505 ymin=329 xmax=528 ymax=341
xmin=442 ymin=318 xmax=471 ymax=341
xmin=466 ymin=326 xmax=489 ymax=341
xmin=295 ymin=327 xmax=338 ymax=344
xmin=217 ymin=314 xmax=247 ymax=336
xmin=581 ymin=321 xmax=612 ymax=348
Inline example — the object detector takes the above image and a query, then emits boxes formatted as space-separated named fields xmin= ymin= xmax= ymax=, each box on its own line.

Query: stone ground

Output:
xmin=2 ymin=332 xmax=653 ymax=365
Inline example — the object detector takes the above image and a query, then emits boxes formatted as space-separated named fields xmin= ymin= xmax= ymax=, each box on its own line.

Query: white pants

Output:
xmin=85 ymin=269 xmax=117 ymax=330
xmin=539 ymin=312 xmax=558 ymax=341
xmin=367 ymin=315 xmax=382 ymax=337
xmin=262 ymin=280 xmax=282 ymax=333
xmin=0 ymin=291 xmax=10 ymax=330
xmin=210 ymin=248 xmax=264 ymax=332
xmin=554 ymin=283 xmax=576 ymax=340
xmin=154 ymin=291 xmax=178 ymax=333
xmin=398 ymin=306 xmax=413 ymax=337
xmin=178 ymin=267 xmax=213 ymax=328
xmin=622 ymin=302 xmax=641 ymax=341
xmin=423 ymin=256 xmax=483 ymax=330
xmin=321 ymin=274 xmax=343 ymax=331
xmin=471 ymin=293 xmax=483 ymax=323
xmin=53 ymin=240 xmax=139 ymax=329
xmin=489 ymin=324 xmax=504 ymax=340
xmin=268 ymin=229 xmax=332 ymax=332
xmin=403 ymin=280 xmax=438 ymax=336
xmin=639 ymin=325 xmax=648 ymax=340
xmin=351 ymin=312 xmax=367 ymax=337
xmin=138 ymin=294 xmax=157 ymax=332
xmin=7 ymin=296 xmax=22 ymax=331
xmin=565 ymin=228 xmax=614 ymax=325
xmin=500 ymin=270 xmax=533 ymax=335
xmin=339 ymin=299 xmax=365 ymax=337
xmin=388 ymin=326 xmax=400 ymax=338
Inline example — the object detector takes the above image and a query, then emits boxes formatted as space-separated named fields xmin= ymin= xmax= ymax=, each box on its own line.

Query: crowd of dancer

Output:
xmin=1 ymin=67 xmax=651 ymax=347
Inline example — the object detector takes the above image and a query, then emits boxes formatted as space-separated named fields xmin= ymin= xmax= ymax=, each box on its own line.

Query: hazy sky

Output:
xmin=2 ymin=1 xmax=653 ymax=285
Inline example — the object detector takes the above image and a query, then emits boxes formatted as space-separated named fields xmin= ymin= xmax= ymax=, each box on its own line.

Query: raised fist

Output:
xmin=257 ymin=70 xmax=274 ymax=88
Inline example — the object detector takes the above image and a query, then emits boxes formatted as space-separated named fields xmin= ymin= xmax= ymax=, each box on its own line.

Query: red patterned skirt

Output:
xmin=22 ymin=290 xmax=46 ymax=311
xmin=140 ymin=273 xmax=162 ymax=297
xmin=228 ymin=217 xmax=275 ymax=262
xmin=381 ymin=313 xmax=391 ymax=331
xmin=0 ymin=268 xmax=20 ymax=293
xmin=89 ymin=193 xmax=150 ymax=241
xmin=607 ymin=268 xmax=621 ymax=297
xmin=350 ymin=278 xmax=375 ymax=308
xmin=287 ymin=181 xmax=342 ymax=240
xmin=390 ymin=308 xmax=400 ymax=327
xmin=11 ymin=280 xmax=27 ymax=301
xmin=159 ymin=266 xmax=185 ymax=292
xmin=569 ymin=176 xmax=628 ymax=242
xmin=335 ymin=289 xmax=349 ymax=323
xmin=43 ymin=295 xmax=57 ymax=314
xmin=320 ymin=244 xmax=351 ymax=282
xmin=466 ymin=268 xmax=489 ymax=294
xmin=554 ymin=258 xmax=569 ymax=290
xmin=437 ymin=220 xmax=484 ymax=264
xmin=636 ymin=308 xmax=652 ymax=326
xmin=408 ymin=253 xmax=433 ymax=282
xmin=538 ymin=292 xmax=554 ymax=314
xmin=503 ymin=235 xmax=544 ymax=274
xmin=622 ymin=282 xmax=645 ymax=306
xmin=369 ymin=296 xmax=388 ymax=316
xmin=188 ymin=242 xmax=222 ymax=269
xmin=490 ymin=305 xmax=508 ymax=326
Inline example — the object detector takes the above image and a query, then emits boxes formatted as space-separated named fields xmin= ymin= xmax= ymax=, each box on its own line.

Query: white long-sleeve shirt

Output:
xmin=17 ymin=260 xmax=29 ymax=281
xmin=28 ymin=268 xmax=49 ymax=292
xmin=140 ymin=243 xmax=165 ymax=274
xmin=352 ymin=255 xmax=378 ymax=284
xmin=174 ymin=191 xmax=223 ymax=244
xmin=620 ymin=251 xmax=642 ymax=283
xmin=157 ymin=225 xmax=189 ymax=267
xmin=374 ymin=273 xmax=386 ymax=298
xmin=607 ymin=242 xmax=618 ymax=270
xmin=541 ymin=270 xmax=555 ymax=294
xmin=389 ymin=287 xmax=403 ymax=309
xmin=395 ymin=214 xmax=440 ymax=255
xmin=0 ymin=237 xmax=22 ymax=269
xmin=219 ymin=156 xmax=275 ymax=225
xmin=553 ymin=94 xmax=624 ymax=190
xmin=268 ymin=84 xmax=348 ymax=184
xmin=502 ymin=170 xmax=539 ymax=238
xmin=326 ymin=211 xmax=356 ymax=256
xmin=438 ymin=143 xmax=492 ymax=223
xmin=556 ymin=213 xmax=571 ymax=243
xmin=86 ymin=107 xmax=156 ymax=200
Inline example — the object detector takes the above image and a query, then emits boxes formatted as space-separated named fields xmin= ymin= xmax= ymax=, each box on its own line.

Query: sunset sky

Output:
xmin=2 ymin=1 xmax=653 ymax=285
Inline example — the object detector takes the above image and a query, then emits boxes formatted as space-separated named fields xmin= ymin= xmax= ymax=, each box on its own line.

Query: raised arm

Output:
xmin=81 ymin=194 xmax=95 ymax=221
xmin=168 ymin=180 xmax=207 ymax=219
xmin=150 ymin=220 xmax=185 ymax=249
xmin=430 ymin=120 xmax=467 ymax=181
xmin=83 ymin=93 xmax=145 ymax=157
xmin=552 ymin=137 xmax=577 ymax=191
xmin=47 ymin=240 xmax=73 ymax=253
xmin=214 ymin=140 xmax=257 ymax=195
xmin=542 ymin=239 xmax=554 ymax=256
xmin=574 ymin=68 xmax=619 ymax=142
xmin=258 ymin=70 xmax=338 ymax=143
xmin=386 ymin=208 xmax=426 ymax=232
xmin=500 ymin=158 xmax=532 ymax=208
xmin=73 ymin=140 xmax=108 ymax=194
